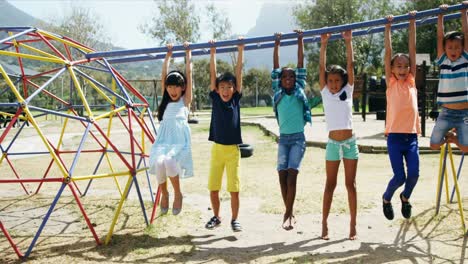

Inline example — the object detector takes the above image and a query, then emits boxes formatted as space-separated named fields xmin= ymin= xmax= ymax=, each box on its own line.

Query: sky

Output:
xmin=8 ymin=0 xmax=268 ymax=49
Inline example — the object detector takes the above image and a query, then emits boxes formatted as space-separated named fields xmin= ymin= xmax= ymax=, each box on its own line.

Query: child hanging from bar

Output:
xmin=430 ymin=3 xmax=468 ymax=153
xmin=319 ymin=30 xmax=358 ymax=240
xmin=382 ymin=11 xmax=421 ymax=221
xmin=148 ymin=42 xmax=193 ymax=216
xmin=272 ymin=30 xmax=311 ymax=230
xmin=204 ymin=37 xmax=244 ymax=232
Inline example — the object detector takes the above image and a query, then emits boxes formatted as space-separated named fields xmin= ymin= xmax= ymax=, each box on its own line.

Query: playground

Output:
xmin=0 ymin=2 xmax=467 ymax=263
xmin=0 ymin=116 xmax=466 ymax=263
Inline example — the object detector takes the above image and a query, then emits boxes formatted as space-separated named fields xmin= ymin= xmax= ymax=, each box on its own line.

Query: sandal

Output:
xmin=205 ymin=216 xmax=221 ymax=229
xmin=160 ymin=193 xmax=169 ymax=215
xmin=231 ymin=219 xmax=242 ymax=232
xmin=172 ymin=195 xmax=183 ymax=216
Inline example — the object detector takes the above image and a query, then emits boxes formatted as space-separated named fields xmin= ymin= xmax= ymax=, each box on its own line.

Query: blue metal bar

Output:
xmin=74 ymin=68 xmax=129 ymax=103
xmin=25 ymin=67 xmax=67 ymax=104
xmin=450 ymin=153 xmax=465 ymax=203
xmin=24 ymin=182 xmax=66 ymax=258
xmin=436 ymin=144 xmax=449 ymax=215
xmin=0 ymin=103 xmax=20 ymax=108
xmin=132 ymin=174 xmax=149 ymax=226
xmin=101 ymin=58 xmax=133 ymax=104
xmin=88 ymin=4 xmax=465 ymax=60
xmin=5 ymin=115 xmax=25 ymax=152
xmin=68 ymin=123 xmax=92 ymax=176
xmin=139 ymin=156 xmax=154 ymax=203
xmin=28 ymin=105 xmax=89 ymax=122
xmin=0 ymin=28 xmax=36 ymax=45
xmin=0 ymin=27 xmax=35 ymax=31
xmin=75 ymin=64 xmax=111 ymax=73
xmin=107 ymin=12 xmax=462 ymax=64
xmin=82 ymin=151 xmax=106 ymax=196
xmin=0 ymin=78 xmax=21 ymax=96
xmin=0 ymin=44 xmax=12 ymax=50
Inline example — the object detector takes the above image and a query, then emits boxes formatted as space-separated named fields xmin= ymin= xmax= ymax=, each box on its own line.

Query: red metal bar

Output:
xmin=5 ymin=38 xmax=43 ymax=44
xmin=93 ymin=123 xmax=132 ymax=170
xmin=14 ymin=44 xmax=28 ymax=98
xmin=63 ymin=42 xmax=73 ymax=61
xmin=116 ymin=112 xmax=144 ymax=154
xmin=62 ymin=36 xmax=94 ymax=51
xmin=150 ymin=186 xmax=161 ymax=224
xmin=128 ymin=108 xmax=136 ymax=171
xmin=71 ymin=57 xmax=101 ymax=66
xmin=34 ymin=159 xmax=54 ymax=194
xmin=68 ymin=108 xmax=106 ymax=149
xmin=5 ymin=156 xmax=30 ymax=194
xmin=0 ymin=178 xmax=63 ymax=183
xmin=130 ymin=110 xmax=155 ymax=143
xmin=28 ymin=67 xmax=63 ymax=80
xmin=58 ymin=149 xmax=105 ymax=154
xmin=0 ymin=221 xmax=24 ymax=258
xmin=67 ymin=184 xmax=101 ymax=245
xmin=111 ymin=68 xmax=148 ymax=104
xmin=36 ymin=32 xmax=66 ymax=60
xmin=25 ymin=79 xmax=70 ymax=106
xmin=0 ymin=108 xmax=22 ymax=144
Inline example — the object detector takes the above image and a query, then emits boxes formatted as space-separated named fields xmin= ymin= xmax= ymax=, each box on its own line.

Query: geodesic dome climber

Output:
xmin=0 ymin=26 xmax=158 ymax=258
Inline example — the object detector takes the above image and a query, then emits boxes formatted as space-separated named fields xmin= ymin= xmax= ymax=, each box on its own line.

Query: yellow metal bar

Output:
xmin=0 ymin=50 xmax=65 ymax=64
xmin=436 ymin=145 xmax=445 ymax=207
xmin=0 ymin=112 xmax=28 ymax=121
xmin=57 ymin=109 xmax=71 ymax=151
xmin=67 ymin=66 xmax=93 ymax=119
xmin=94 ymin=106 xmax=126 ymax=121
xmin=105 ymin=175 xmax=134 ymax=244
xmin=22 ymin=107 xmax=69 ymax=177
xmin=84 ymin=78 xmax=113 ymax=104
xmin=37 ymin=30 xmax=94 ymax=53
xmin=72 ymin=170 xmax=131 ymax=181
xmin=18 ymin=42 xmax=62 ymax=59
xmin=0 ymin=65 xmax=25 ymax=103
xmin=105 ymin=152 xmax=123 ymax=196
xmin=0 ymin=153 xmax=6 ymax=166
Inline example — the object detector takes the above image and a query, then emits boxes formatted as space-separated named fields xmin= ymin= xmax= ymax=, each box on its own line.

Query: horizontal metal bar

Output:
xmin=0 ymin=28 xmax=36 ymax=45
xmin=107 ymin=12 xmax=461 ymax=64
xmin=28 ymin=105 xmax=90 ymax=122
xmin=87 ymin=3 xmax=466 ymax=59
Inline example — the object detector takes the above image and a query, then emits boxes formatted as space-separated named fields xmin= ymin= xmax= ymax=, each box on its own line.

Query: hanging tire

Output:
xmin=238 ymin=143 xmax=253 ymax=158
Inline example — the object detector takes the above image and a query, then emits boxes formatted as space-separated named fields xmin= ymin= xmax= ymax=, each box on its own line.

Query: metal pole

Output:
xmin=255 ymin=77 xmax=258 ymax=107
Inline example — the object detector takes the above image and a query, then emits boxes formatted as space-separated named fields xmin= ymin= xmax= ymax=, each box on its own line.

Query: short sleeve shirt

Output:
xmin=208 ymin=91 xmax=243 ymax=145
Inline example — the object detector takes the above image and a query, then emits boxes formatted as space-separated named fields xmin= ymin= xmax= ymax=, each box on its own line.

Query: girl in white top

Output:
xmin=319 ymin=30 xmax=359 ymax=240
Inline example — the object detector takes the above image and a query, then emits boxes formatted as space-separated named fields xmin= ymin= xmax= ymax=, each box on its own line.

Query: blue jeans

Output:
xmin=430 ymin=107 xmax=468 ymax=146
xmin=277 ymin=132 xmax=306 ymax=171
xmin=383 ymin=133 xmax=420 ymax=201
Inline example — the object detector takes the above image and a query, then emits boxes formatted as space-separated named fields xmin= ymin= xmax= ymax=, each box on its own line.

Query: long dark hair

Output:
xmin=157 ymin=70 xmax=186 ymax=121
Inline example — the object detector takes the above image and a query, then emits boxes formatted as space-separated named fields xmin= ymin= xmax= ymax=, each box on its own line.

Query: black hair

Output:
xmin=157 ymin=70 xmax=186 ymax=121
xmin=279 ymin=67 xmax=296 ymax=79
xmin=215 ymin=72 xmax=237 ymax=89
xmin=325 ymin=65 xmax=348 ymax=88
xmin=443 ymin=31 xmax=464 ymax=47
xmin=390 ymin=53 xmax=410 ymax=67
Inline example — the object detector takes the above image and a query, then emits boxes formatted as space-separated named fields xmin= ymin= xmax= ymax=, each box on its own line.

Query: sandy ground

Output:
xmin=0 ymin=119 xmax=467 ymax=263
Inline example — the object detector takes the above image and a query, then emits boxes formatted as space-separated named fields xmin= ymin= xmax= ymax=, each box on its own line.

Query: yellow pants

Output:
xmin=208 ymin=143 xmax=240 ymax=192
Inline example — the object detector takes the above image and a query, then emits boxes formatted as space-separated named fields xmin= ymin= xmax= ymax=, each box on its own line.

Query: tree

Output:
xmin=294 ymin=0 xmax=395 ymax=86
xmin=395 ymin=0 xmax=462 ymax=64
xmin=140 ymin=0 xmax=200 ymax=44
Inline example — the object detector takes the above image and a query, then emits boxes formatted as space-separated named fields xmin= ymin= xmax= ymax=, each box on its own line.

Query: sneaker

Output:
xmin=383 ymin=199 xmax=394 ymax=220
xmin=231 ymin=219 xmax=242 ymax=232
xmin=205 ymin=216 xmax=221 ymax=229
xmin=400 ymin=193 xmax=412 ymax=219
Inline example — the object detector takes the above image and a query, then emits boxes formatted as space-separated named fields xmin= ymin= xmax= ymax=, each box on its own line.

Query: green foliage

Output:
xmin=141 ymin=0 xmax=200 ymax=44
xmin=395 ymin=0 xmax=462 ymax=62
xmin=294 ymin=0 xmax=395 ymax=84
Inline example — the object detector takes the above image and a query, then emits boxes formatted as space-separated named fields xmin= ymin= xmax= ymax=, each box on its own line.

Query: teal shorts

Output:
xmin=325 ymin=136 xmax=359 ymax=161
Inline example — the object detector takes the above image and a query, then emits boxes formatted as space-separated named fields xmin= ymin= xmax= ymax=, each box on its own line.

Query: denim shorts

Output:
xmin=277 ymin=132 xmax=306 ymax=171
xmin=430 ymin=107 xmax=468 ymax=146
xmin=325 ymin=136 xmax=359 ymax=161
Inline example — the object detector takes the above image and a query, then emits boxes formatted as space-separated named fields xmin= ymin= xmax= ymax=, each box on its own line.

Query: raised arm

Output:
xmin=462 ymin=1 xmax=468 ymax=52
xmin=437 ymin=5 xmax=448 ymax=59
xmin=209 ymin=39 xmax=216 ymax=91
xmin=409 ymin=11 xmax=417 ymax=76
xmin=161 ymin=43 xmax=173 ymax=95
xmin=273 ymin=32 xmax=281 ymax=69
xmin=343 ymin=30 xmax=354 ymax=86
xmin=184 ymin=42 xmax=192 ymax=106
xmin=384 ymin=15 xmax=393 ymax=86
xmin=236 ymin=37 xmax=244 ymax=94
xmin=319 ymin=33 xmax=330 ymax=90
xmin=296 ymin=29 xmax=304 ymax=68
